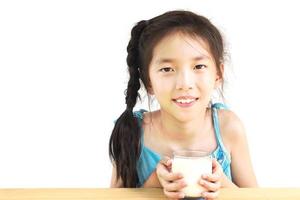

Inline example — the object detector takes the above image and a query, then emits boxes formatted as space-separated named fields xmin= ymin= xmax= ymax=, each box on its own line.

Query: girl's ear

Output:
xmin=214 ymin=63 xmax=224 ymax=89
xmin=147 ymin=86 xmax=154 ymax=95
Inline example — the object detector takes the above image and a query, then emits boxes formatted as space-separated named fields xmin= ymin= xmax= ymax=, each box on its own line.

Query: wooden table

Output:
xmin=0 ymin=188 xmax=300 ymax=200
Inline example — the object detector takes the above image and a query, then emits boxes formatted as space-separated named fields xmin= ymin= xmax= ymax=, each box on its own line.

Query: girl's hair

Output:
xmin=109 ymin=10 xmax=225 ymax=187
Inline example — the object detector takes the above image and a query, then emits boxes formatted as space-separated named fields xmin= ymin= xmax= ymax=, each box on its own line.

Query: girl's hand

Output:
xmin=198 ymin=158 xmax=223 ymax=200
xmin=156 ymin=156 xmax=187 ymax=199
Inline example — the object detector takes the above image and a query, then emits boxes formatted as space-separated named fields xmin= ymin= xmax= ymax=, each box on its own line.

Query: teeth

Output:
xmin=175 ymin=99 xmax=195 ymax=104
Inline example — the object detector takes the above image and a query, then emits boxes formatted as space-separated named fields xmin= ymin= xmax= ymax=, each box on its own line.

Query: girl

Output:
xmin=109 ymin=10 xmax=257 ymax=199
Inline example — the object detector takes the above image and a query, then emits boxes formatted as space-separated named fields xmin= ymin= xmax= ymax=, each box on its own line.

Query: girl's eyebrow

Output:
xmin=155 ymin=58 xmax=174 ymax=64
xmin=193 ymin=55 xmax=210 ymax=61
xmin=155 ymin=56 xmax=209 ymax=64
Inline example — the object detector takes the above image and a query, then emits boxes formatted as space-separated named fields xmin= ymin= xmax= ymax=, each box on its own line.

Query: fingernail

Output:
xmin=202 ymin=174 xmax=207 ymax=178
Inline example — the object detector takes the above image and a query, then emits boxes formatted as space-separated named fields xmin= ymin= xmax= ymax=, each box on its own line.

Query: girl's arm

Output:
xmin=230 ymin=125 xmax=258 ymax=187
xmin=142 ymin=171 xmax=162 ymax=187
xmin=221 ymin=110 xmax=258 ymax=187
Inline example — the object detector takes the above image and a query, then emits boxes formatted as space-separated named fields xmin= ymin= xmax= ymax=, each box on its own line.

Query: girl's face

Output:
xmin=148 ymin=32 xmax=222 ymax=122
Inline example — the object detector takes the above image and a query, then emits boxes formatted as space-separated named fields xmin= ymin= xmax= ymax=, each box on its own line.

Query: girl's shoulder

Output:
xmin=217 ymin=109 xmax=247 ymax=148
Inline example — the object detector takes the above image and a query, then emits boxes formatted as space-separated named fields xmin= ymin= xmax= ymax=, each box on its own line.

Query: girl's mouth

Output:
xmin=172 ymin=97 xmax=199 ymax=107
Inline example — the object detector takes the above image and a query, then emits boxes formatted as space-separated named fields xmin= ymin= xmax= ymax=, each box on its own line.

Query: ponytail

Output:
xmin=109 ymin=20 xmax=148 ymax=187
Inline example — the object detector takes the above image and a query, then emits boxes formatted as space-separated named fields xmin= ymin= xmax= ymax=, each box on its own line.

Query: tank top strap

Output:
xmin=133 ymin=109 xmax=147 ymax=146
xmin=212 ymin=102 xmax=228 ymax=110
xmin=211 ymin=103 xmax=228 ymax=152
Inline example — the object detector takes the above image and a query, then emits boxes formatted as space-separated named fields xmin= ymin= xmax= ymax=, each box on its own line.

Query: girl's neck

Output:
xmin=157 ymin=108 xmax=210 ymax=143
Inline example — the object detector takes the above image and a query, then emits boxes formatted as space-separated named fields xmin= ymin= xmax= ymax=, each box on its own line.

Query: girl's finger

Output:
xmin=162 ymin=172 xmax=183 ymax=182
xmin=164 ymin=180 xmax=186 ymax=192
xmin=201 ymin=173 xmax=221 ymax=183
xmin=212 ymin=159 xmax=222 ymax=173
xmin=163 ymin=188 xmax=185 ymax=199
xmin=156 ymin=164 xmax=183 ymax=182
xmin=202 ymin=190 xmax=219 ymax=199
xmin=160 ymin=156 xmax=172 ymax=166
xmin=157 ymin=177 xmax=169 ymax=188
xmin=212 ymin=158 xmax=218 ymax=167
xmin=199 ymin=179 xmax=221 ymax=192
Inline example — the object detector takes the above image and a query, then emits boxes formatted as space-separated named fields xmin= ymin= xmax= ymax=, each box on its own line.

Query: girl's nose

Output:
xmin=175 ymin=70 xmax=194 ymax=91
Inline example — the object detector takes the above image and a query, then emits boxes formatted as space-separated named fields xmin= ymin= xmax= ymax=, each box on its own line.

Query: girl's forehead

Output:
xmin=152 ymin=32 xmax=212 ymax=61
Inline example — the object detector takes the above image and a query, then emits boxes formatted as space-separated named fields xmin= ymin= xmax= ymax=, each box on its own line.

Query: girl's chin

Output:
xmin=173 ymin=112 xmax=199 ymax=122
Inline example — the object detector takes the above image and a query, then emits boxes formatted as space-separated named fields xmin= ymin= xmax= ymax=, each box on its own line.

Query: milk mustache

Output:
xmin=172 ymin=151 xmax=212 ymax=197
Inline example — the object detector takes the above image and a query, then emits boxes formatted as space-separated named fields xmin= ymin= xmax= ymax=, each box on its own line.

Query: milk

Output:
xmin=172 ymin=152 xmax=212 ymax=197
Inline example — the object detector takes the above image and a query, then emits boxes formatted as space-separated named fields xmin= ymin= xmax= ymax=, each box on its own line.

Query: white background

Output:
xmin=1 ymin=0 xmax=300 ymax=188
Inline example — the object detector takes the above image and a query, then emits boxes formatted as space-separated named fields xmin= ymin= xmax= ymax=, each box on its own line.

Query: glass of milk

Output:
xmin=172 ymin=150 xmax=212 ymax=198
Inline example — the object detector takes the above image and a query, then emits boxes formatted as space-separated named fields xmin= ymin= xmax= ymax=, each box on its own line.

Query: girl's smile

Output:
xmin=172 ymin=95 xmax=199 ymax=108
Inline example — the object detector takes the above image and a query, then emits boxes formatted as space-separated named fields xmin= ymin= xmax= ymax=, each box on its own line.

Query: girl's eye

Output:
xmin=159 ymin=67 xmax=174 ymax=73
xmin=194 ymin=64 xmax=206 ymax=70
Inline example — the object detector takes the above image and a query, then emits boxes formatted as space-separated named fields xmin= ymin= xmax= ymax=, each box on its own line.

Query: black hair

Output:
xmin=109 ymin=10 xmax=225 ymax=187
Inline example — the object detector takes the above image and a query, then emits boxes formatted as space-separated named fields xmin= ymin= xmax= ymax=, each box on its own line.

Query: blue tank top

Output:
xmin=133 ymin=103 xmax=232 ymax=187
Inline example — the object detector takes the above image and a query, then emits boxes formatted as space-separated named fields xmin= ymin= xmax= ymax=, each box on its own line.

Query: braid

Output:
xmin=109 ymin=20 xmax=148 ymax=187
xmin=125 ymin=62 xmax=140 ymax=110
xmin=125 ymin=20 xmax=149 ymax=109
